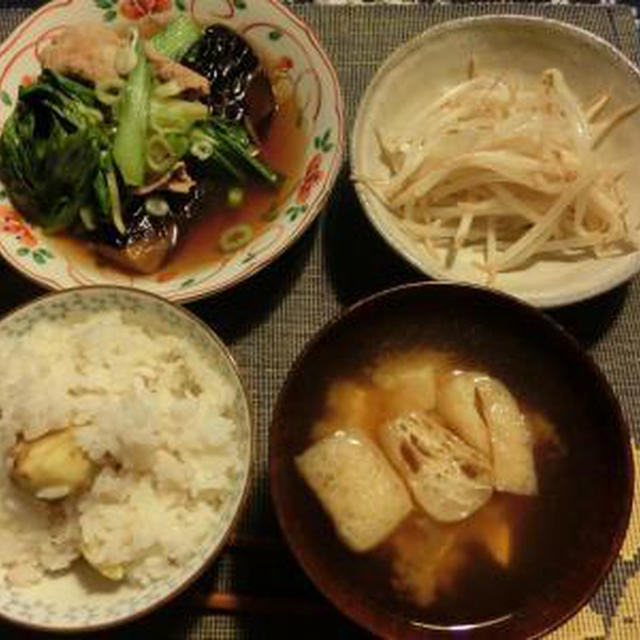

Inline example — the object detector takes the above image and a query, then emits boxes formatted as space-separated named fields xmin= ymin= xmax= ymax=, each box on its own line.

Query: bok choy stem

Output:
xmin=106 ymin=166 xmax=125 ymax=235
xmin=149 ymin=15 xmax=201 ymax=61
xmin=113 ymin=33 xmax=151 ymax=187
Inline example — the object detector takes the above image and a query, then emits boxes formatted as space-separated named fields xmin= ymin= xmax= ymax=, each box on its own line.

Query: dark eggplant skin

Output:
xmin=92 ymin=186 xmax=204 ymax=274
xmin=181 ymin=25 xmax=276 ymax=131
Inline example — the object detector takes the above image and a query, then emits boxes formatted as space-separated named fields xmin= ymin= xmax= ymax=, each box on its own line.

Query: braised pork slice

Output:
xmin=144 ymin=43 xmax=209 ymax=97
xmin=38 ymin=25 xmax=209 ymax=97
xmin=38 ymin=24 xmax=123 ymax=84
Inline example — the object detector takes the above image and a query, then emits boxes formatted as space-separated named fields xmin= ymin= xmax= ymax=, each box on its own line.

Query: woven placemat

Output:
xmin=1 ymin=3 xmax=639 ymax=639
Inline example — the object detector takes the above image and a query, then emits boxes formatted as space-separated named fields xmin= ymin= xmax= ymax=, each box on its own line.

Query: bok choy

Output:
xmin=149 ymin=15 xmax=201 ymax=61
xmin=113 ymin=34 xmax=151 ymax=187
xmin=0 ymin=71 xmax=111 ymax=233
xmin=189 ymin=119 xmax=279 ymax=185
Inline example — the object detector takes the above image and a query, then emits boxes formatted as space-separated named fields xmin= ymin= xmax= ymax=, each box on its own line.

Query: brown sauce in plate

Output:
xmin=47 ymin=94 xmax=307 ymax=279
xmin=171 ymin=96 xmax=307 ymax=271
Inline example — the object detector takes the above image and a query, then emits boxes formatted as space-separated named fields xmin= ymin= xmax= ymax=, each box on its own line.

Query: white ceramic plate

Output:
xmin=0 ymin=287 xmax=252 ymax=632
xmin=351 ymin=16 xmax=640 ymax=308
xmin=0 ymin=0 xmax=344 ymax=302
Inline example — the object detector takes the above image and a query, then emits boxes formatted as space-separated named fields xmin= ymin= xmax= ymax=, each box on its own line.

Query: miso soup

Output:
xmin=295 ymin=347 xmax=574 ymax=626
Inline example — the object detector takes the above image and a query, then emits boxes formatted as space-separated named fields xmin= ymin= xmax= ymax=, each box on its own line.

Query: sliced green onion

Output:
xmin=115 ymin=27 xmax=139 ymax=76
xmin=144 ymin=197 xmax=170 ymax=217
xmin=148 ymin=119 xmax=185 ymax=136
xmin=189 ymin=127 xmax=210 ymax=142
xmin=219 ymin=223 xmax=253 ymax=253
xmin=149 ymin=15 xmax=201 ymax=61
xmin=150 ymin=98 xmax=208 ymax=133
xmin=79 ymin=206 xmax=97 ymax=231
xmin=147 ymin=133 xmax=177 ymax=173
xmin=96 ymin=79 xmax=125 ymax=106
xmin=166 ymin=132 xmax=189 ymax=158
xmin=190 ymin=139 xmax=214 ymax=160
xmin=106 ymin=168 xmax=125 ymax=235
xmin=227 ymin=186 xmax=245 ymax=208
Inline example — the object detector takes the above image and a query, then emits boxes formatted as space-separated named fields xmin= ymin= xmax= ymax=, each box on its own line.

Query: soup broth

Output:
xmin=298 ymin=347 xmax=572 ymax=626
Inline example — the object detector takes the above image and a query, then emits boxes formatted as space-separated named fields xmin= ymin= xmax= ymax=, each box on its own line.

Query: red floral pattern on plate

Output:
xmin=275 ymin=56 xmax=294 ymax=72
xmin=0 ymin=206 xmax=37 ymax=247
xmin=297 ymin=153 xmax=324 ymax=204
xmin=0 ymin=0 xmax=343 ymax=302
xmin=119 ymin=0 xmax=171 ymax=20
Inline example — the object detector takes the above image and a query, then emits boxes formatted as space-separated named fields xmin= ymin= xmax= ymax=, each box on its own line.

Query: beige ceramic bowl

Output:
xmin=351 ymin=16 xmax=640 ymax=308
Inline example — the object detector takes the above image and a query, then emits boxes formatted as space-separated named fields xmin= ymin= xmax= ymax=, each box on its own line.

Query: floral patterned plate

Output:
xmin=0 ymin=0 xmax=344 ymax=301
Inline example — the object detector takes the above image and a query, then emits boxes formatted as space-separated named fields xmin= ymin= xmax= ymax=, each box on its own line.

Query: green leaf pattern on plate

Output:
xmin=314 ymin=128 xmax=333 ymax=153
xmin=286 ymin=204 xmax=307 ymax=222
xmin=17 ymin=247 xmax=54 ymax=265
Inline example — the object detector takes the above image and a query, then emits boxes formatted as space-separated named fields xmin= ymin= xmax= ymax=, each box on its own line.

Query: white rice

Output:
xmin=0 ymin=310 xmax=242 ymax=587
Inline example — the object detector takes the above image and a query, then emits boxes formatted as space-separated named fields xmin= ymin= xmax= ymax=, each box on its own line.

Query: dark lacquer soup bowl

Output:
xmin=269 ymin=282 xmax=633 ymax=639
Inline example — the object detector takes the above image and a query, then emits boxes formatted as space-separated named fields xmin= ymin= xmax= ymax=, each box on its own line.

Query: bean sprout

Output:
xmin=355 ymin=68 xmax=640 ymax=282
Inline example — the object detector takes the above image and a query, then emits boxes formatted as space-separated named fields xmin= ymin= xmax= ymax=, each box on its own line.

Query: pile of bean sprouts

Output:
xmin=356 ymin=66 xmax=640 ymax=282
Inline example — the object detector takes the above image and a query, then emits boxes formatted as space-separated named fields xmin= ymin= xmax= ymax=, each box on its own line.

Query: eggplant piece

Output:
xmin=93 ymin=188 xmax=203 ymax=274
xmin=96 ymin=216 xmax=177 ymax=274
xmin=181 ymin=25 xmax=276 ymax=136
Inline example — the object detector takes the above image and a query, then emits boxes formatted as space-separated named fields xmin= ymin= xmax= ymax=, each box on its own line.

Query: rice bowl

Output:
xmin=0 ymin=287 xmax=252 ymax=632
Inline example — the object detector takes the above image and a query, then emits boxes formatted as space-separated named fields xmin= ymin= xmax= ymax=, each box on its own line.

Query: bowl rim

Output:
xmin=350 ymin=14 xmax=640 ymax=309
xmin=0 ymin=284 xmax=255 ymax=634
xmin=269 ymin=280 xmax=635 ymax=639
xmin=0 ymin=0 xmax=346 ymax=304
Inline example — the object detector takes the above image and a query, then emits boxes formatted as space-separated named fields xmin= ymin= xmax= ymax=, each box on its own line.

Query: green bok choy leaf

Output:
xmin=0 ymin=71 xmax=111 ymax=233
